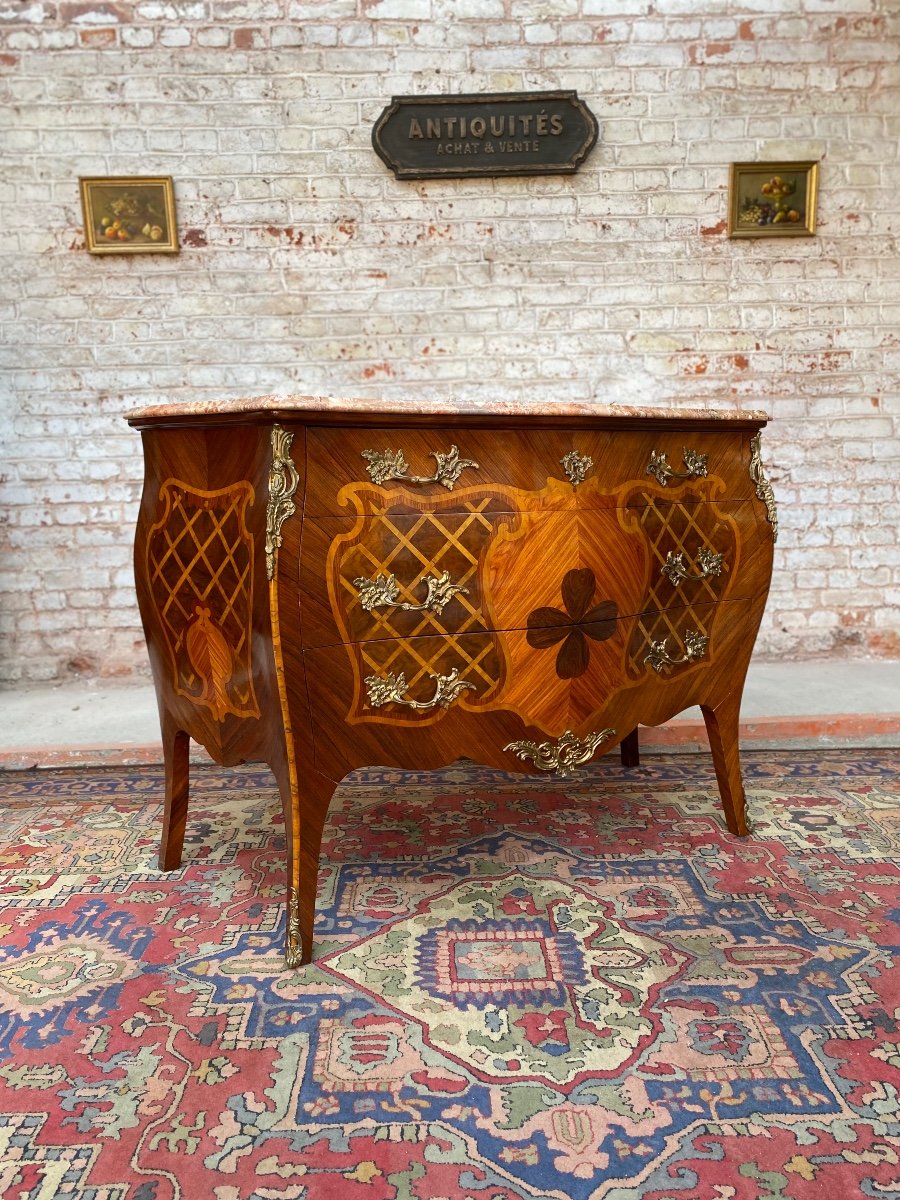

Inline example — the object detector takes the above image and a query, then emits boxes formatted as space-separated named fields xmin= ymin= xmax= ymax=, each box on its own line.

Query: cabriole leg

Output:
xmin=159 ymin=721 xmax=190 ymax=870
xmin=273 ymin=755 xmax=338 ymax=967
xmin=701 ymin=693 xmax=750 ymax=837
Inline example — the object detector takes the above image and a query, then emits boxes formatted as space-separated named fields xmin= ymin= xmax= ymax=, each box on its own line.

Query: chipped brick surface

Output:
xmin=1 ymin=2 xmax=899 ymax=681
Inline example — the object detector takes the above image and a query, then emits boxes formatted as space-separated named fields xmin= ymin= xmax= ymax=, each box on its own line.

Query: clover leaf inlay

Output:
xmin=526 ymin=567 xmax=618 ymax=679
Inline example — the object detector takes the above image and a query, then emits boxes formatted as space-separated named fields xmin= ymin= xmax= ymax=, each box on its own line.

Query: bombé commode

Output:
xmin=126 ymin=395 xmax=777 ymax=966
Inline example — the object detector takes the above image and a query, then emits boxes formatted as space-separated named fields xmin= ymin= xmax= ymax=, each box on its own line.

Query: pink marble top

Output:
xmin=127 ymin=394 xmax=769 ymax=424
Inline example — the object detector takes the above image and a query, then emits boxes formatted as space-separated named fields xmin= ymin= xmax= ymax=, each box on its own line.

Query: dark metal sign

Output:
xmin=372 ymin=91 xmax=599 ymax=181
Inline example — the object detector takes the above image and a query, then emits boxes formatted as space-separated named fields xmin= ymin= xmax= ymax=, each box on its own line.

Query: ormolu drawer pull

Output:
xmin=645 ymin=629 xmax=709 ymax=673
xmin=362 ymin=445 xmax=479 ymax=490
xmin=354 ymin=570 xmax=468 ymax=615
xmin=646 ymin=448 xmax=708 ymax=486
xmin=503 ymin=727 xmax=615 ymax=777
xmin=364 ymin=668 xmax=476 ymax=711
xmin=660 ymin=548 xmax=724 ymax=587
xmin=560 ymin=451 xmax=594 ymax=487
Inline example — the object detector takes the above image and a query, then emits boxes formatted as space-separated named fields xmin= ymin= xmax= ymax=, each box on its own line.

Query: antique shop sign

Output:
xmin=372 ymin=91 xmax=599 ymax=180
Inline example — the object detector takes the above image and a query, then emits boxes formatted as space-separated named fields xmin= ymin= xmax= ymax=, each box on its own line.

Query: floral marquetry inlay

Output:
xmin=526 ymin=567 xmax=618 ymax=679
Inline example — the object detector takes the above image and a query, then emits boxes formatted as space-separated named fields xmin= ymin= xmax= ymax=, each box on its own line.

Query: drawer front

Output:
xmin=304 ymin=425 xmax=756 ymax=516
xmin=304 ymin=598 xmax=751 ymax=778
xmin=300 ymin=491 xmax=767 ymax=649
xmin=300 ymin=493 xmax=512 ymax=649
xmin=618 ymin=491 xmax=771 ymax=615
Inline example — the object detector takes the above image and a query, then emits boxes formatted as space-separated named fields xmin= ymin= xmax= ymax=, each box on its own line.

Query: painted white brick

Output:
xmin=0 ymin=2 xmax=898 ymax=678
xmin=582 ymin=0 xmax=652 ymax=12
xmin=365 ymin=0 xmax=431 ymax=18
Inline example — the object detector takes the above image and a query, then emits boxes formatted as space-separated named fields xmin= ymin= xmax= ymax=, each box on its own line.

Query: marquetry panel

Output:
xmin=617 ymin=492 xmax=769 ymax=676
xmin=308 ymin=493 xmax=749 ymax=649
xmin=620 ymin=488 xmax=739 ymax=607
xmin=147 ymin=479 xmax=260 ymax=722
xmin=311 ymin=632 xmax=505 ymax=726
xmin=303 ymin=594 xmax=743 ymax=763
xmin=302 ymin=494 xmax=515 ymax=648
xmin=625 ymin=604 xmax=712 ymax=681
xmin=304 ymin=623 xmax=620 ymax=742
xmin=496 ymin=594 xmax=727 ymax=729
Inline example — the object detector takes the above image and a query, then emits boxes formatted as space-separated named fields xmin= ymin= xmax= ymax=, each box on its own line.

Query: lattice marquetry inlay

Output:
xmin=331 ymin=493 xmax=511 ymax=720
xmin=336 ymin=498 xmax=503 ymax=640
xmin=627 ymin=605 xmax=716 ymax=681
xmin=356 ymin=635 xmax=500 ymax=722
xmin=619 ymin=490 xmax=737 ymax=677
xmin=147 ymin=480 xmax=259 ymax=721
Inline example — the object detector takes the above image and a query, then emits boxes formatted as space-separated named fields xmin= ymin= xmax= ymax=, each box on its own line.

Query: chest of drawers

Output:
xmin=127 ymin=397 xmax=777 ymax=966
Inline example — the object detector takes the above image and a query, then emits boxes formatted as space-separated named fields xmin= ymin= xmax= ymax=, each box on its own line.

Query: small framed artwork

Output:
xmin=79 ymin=176 xmax=179 ymax=254
xmin=728 ymin=161 xmax=819 ymax=238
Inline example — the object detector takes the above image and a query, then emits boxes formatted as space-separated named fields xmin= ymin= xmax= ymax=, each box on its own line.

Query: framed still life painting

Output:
xmin=80 ymin=176 xmax=179 ymax=254
xmin=728 ymin=161 xmax=819 ymax=238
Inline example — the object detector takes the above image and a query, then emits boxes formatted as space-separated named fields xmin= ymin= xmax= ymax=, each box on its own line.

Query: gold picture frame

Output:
xmin=79 ymin=176 xmax=179 ymax=254
xmin=728 ymin=161 xmax=819 ymax=238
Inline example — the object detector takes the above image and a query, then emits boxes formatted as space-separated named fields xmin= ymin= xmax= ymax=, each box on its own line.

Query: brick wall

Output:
xmin=1 ymin=1 xmax=898 ymax=682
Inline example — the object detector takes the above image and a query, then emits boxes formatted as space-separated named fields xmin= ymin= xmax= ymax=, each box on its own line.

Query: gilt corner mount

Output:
xmin=372 ymin=90 xmax=599 ymax=181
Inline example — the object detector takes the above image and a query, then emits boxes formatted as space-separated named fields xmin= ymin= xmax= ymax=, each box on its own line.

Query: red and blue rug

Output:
xmin=0 ymin=750 xmax=898 ymax=1198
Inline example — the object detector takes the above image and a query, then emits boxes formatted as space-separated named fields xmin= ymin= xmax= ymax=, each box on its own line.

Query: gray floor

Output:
xmin=1 ymin=659 xmax=897 ymax=759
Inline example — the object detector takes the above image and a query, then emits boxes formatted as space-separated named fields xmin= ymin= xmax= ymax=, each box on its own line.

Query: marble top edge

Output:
xmin=126 ymin=394 xmax=770 ymax=422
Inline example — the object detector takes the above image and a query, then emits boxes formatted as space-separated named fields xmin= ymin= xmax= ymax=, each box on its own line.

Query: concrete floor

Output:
xmin=0 ymin=659 xmax=897 ymax=769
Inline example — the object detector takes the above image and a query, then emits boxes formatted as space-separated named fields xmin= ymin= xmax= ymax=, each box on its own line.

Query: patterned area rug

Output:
xmin=0 ymin=751 xmax=898 ymax=1199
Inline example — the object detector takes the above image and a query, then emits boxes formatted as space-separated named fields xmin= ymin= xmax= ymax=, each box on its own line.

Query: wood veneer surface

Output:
xmin=129 ymin=403 xmax=775 ymax=964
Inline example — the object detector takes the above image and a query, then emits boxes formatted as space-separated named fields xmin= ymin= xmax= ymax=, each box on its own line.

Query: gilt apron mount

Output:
xmin=372 ymin=91 xmax=599 ymax=181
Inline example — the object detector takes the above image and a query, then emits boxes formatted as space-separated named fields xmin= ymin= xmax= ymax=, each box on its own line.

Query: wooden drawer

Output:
xmin=303 ymin=425 xmax=756 ymax=516
xmin=299 ymin=497 xmax=768 ymax=649
xmin=303 ymin=598 xmax=750 ymax=778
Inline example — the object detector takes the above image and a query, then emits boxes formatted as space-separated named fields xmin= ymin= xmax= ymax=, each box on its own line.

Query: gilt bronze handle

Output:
xmin=646 ymin=448 xmax=708 ymax=486
xmin=354 ymin=571 xmax=468 ymax=615
xmin=660 ymin=548 xmax=724 ymax=587
xmin=644 ymin=629 xmax=709 ymax=673
xmin=503 ymin=728 xmax=615 ymax=777
xmin=364 ymin=668 xmax=476 ymax=711
xmin=362 ymin=445 xmax=479 ymax=490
